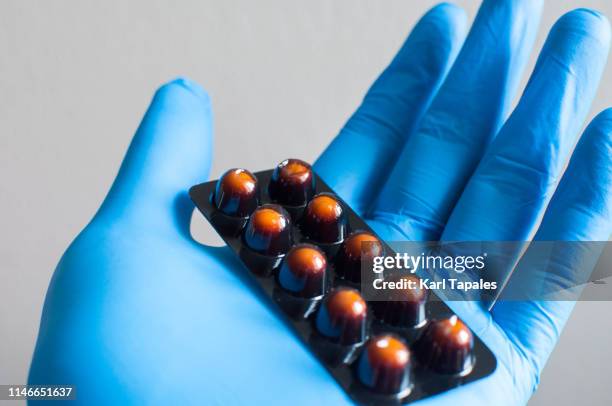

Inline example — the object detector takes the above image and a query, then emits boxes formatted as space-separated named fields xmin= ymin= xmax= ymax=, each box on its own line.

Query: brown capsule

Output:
xmin=336 ymin=231 xmax=384 ymax=282
xmin=268 ymin=159 xmax=315 ymax=207
xmin=373 ymin=274 xmax=428 ymax=328
xmin=301 ymin=193 xmax=348 ymax=244
xmin=357 ymin=335 xmax=411 ymax=395
xmin=278 ymin=244 xmax=327 ymax=298
xmin=243 ymin=204 xmax=292 ymax=256
xmin=214 ymin=168 xmax=258 ymax=217
xmin=315 ymin=288 xmax=367 ymax=345
xmin=416 ymin=316 xmax=474 ymax=374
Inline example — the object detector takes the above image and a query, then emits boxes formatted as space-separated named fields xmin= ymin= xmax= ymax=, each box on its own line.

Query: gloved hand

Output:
xmin=29 ymin=1 xmax=612 ymax=405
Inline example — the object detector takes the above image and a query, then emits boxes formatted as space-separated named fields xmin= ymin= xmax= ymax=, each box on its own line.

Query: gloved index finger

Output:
xmin=314 ymin=3 xmax=466 ymax=215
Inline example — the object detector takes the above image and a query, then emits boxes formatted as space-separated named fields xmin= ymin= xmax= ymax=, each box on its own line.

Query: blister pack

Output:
xmin=189 ymin=159 xmax=496 ymax=404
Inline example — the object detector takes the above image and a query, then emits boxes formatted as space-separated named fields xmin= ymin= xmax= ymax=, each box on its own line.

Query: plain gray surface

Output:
xmin=0 ymin=1 xmax=611 ymax=405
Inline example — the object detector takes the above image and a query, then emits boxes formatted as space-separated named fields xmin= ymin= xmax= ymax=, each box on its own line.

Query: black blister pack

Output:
xmin=189 ymin=161 xmax=496 ymax=405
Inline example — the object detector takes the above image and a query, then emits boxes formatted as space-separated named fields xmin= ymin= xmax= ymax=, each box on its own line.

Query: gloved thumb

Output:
xmin=92 ymin=77 xmax=213 ymax=237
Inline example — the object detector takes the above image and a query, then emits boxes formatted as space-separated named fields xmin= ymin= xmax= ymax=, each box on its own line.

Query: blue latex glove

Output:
xmin=29 ymin=1 xmax=612 ymax=405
